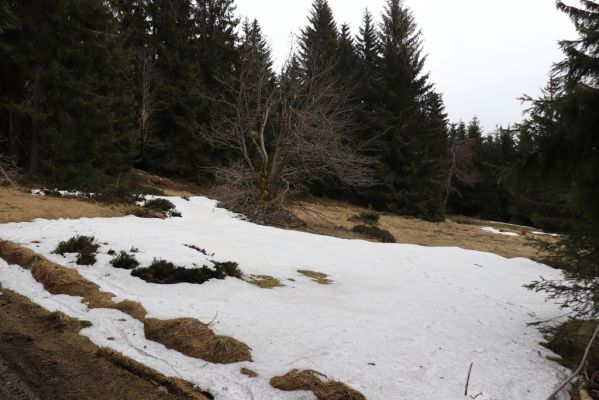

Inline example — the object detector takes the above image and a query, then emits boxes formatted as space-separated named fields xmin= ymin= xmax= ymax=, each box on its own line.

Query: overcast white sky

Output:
xmin=235 ymin=0 xmax=578 ymax=131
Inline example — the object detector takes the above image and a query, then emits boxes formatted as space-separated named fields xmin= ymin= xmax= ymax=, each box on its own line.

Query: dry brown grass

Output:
xmin=297 ymin=270 xmax=332 ymax=285
xmin=244 ymin=275 xmax=285 ymax=289
xmin=270 ymin=369 xmax=366 ymax=400
xmin=144 ymin=318 xmax=252 ymax=364
xmin=291 ymin=199 xmax=552 ymax=260
xmin=0 ymin=186 xmax=130 ymax=223
xmin=97 ymin=348 xmax=213 ymax=400
xmin=240 ymin=368 xmax=258 ymax=378
xmin=0 ymin=241 xmax=252 ymax=365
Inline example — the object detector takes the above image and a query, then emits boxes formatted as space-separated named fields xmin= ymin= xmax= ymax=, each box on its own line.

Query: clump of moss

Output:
xmin=351 ymin=211 xmax=380 ymax=225
xmin=132 ymin=259 xmax=241 ymax=285
xmin=54 ymin=235 xmax=100 ymax=265
xmin=110 ymin=251 xmax=139 ymax=270
xmin=352 ymin=225 xmax=396 ymax=243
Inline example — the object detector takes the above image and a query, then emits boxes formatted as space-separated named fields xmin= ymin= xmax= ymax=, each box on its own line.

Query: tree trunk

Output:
xmin=8 ymin=108 xmax=17 ymax=160
xmin=28 ymin=68 xmax=41 ymax=174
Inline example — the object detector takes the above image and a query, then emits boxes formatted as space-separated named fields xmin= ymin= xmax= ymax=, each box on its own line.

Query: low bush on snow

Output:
xmin=54 ymin=235 xmax=100 ymax=265
xmin=352 ymin=224 xmax=396 ymax=243
xmin=110 ymin=251 xmax=140 ymax=270
xmin=143 ymin=198 xmax=181 ymax=218
xmin=132 ymin=258 xmax=241 ymax=284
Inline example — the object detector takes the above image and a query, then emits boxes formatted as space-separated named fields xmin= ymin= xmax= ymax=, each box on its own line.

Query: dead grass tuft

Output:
xmin=244 ymin=275 xmax=285 ymax=289
xmin=270 ymin=369 xmax=366 ymax=400
xmin=298 ymin=270 xmax=332 ymax=285
xmin=97 ymin=348 xmax=213 ymax=400
xmin=111 ymin=299 xmax=148 ymax=321
xmin=144 ymin=318 xmax=252 ymax=364
xmin=240 ymin=368 xmax=258 ymax=378
xmin=47 ymin=310 xmax=92 ymax=332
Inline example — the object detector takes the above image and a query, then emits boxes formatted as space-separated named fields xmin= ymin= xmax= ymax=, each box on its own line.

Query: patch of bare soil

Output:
xmin=0 ymin=287 xmax=199 ymax=400
xmin=0 ymin=187 xmax=130 ymax=223
xmin=291 ymin=199 xmax=552 ymax=260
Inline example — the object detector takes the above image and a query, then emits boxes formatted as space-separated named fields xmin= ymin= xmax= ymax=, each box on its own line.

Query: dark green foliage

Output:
xmin=299 ymin=0 xmax=339 ymax=78
xmin=54 ymin=235 xmax=99 ymax=266
xmin=367 ymin=0 xmax=448 ymax=221
xmin=352 ymin=225 xmax=395 ymax=243
xmin=110 ymin=251 xmax=139 ymax=270
xmin=107 ymin=249 xmax=116 ymax=256
xmin=0 ymin=0 xmax=137 ymax=188
xmin=519 ymin=1 xmax=599 ymax=318
xmin=132 ymin=258 xmax=241 ymax=284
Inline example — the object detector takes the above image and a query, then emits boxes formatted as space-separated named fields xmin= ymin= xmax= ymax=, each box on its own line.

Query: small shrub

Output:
xmin=144 ymin=198 xmax=176 ymax=212
xmin=351 ymin=211 xmax=380 ymax=225
xmin=76 ymin=251 xmax=97 ymax=266
xmin=130 ymin=247 xmax=139 ymax=253
xmin=110 ymin=251 xmax=140 ymax=270
xmin=54 ymin=235 xmax=100 ymax=265
xmin=132 ymin=259 xmax=241 ymax=285
xmin=352 ymin=225 xmax=396 ymax=243
xmin=107 ymin=249 xmax=116 ymax=256
xmin=143 ymin=198 xmax=181 ymax=218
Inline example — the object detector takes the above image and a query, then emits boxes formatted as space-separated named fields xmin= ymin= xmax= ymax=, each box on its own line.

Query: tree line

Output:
xmin=0 ymin=0 xmax=595 ymax=239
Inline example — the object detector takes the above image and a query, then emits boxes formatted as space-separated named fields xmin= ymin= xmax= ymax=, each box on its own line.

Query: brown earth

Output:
xmin=0 ymin=187 xmax=129 ymax=224
xmin=291 ymin=198 xmax=552 ymax=260
xmin=0 ymin=287 xmax=201 ymax=400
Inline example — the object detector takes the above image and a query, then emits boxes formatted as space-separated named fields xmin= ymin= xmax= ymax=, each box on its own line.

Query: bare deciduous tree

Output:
xmin=138 ymin=48 xmax=160 ymax=160
xmin=203 ymin=51 xmax=375 ymax=221
xmin=0 ymin=149 xmax=18 ymax=184
xmin=444 ymin=136 xmax=478 ymax=204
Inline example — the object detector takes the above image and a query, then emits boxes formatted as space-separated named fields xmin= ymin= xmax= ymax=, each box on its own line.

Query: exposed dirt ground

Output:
xmin=0 ymin=287 xmax=192 ymax=400
xmin=291 ymin=198 xmax=551 ymax=260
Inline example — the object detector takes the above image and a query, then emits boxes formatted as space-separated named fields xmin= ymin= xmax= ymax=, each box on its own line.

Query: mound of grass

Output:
xmin=351 ymin=211 xmax=380 ymax=225
xmin=131 ymin=259 xmax=241 ymax=285
xmin=271 ymin=369 xmax=366 ymax=400
xmin=144 ymin=317 xmax=251 ymax=364
xmin=352 ymin=224 xmax=396 ymax=243
xmin=54 ymin=235 xmax=100 ymax=265
xmin=110 ymin=251 xmax=139 ymax=270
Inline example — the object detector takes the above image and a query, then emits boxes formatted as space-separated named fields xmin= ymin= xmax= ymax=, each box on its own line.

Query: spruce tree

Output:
xmin=524 ymin=0 xmax=599 ymax=317
xmin=374 ymin=0 xmax=447 ymax=221
xmin=299 ymin=0 xmax=339 ymax=78
xmin=0 ymin=0 xmax=137 ymax=188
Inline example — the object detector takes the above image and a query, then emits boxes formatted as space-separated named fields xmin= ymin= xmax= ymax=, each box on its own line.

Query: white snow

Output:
xmin=481 ymin=226 xmax=520 ymax=237
xmin=0 ymin=196 xmax=570 ymax=400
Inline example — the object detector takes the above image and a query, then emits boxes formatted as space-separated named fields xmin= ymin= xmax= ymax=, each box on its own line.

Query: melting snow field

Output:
xmin=0 ymin=196 xmax=570 ymax=399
